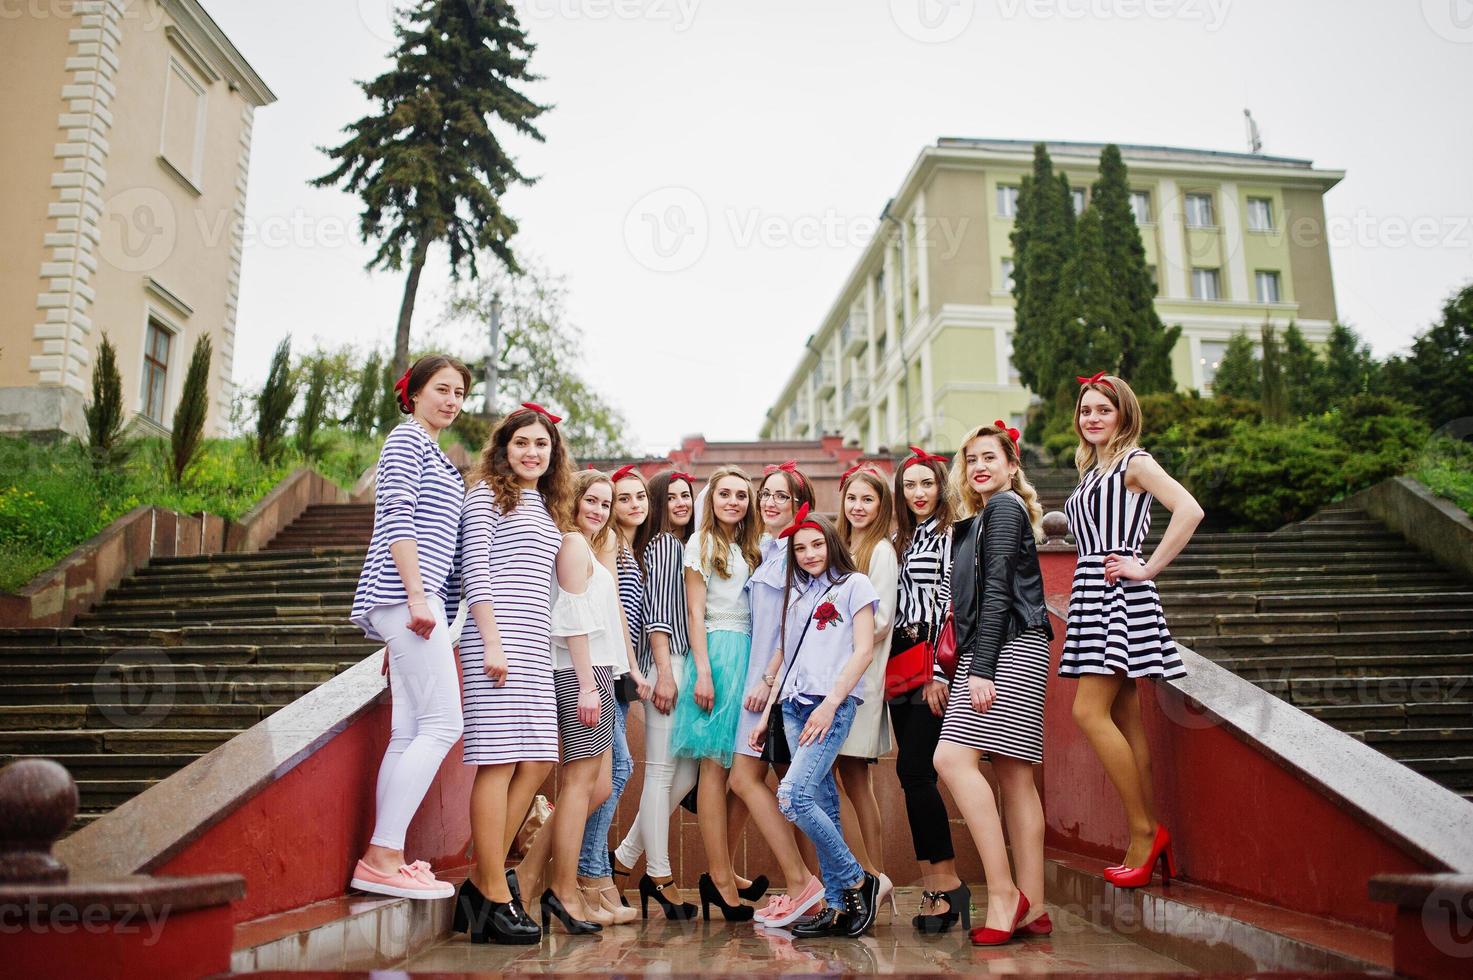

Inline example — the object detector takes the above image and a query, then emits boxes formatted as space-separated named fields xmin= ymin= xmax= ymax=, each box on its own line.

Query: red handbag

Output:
xmin=883 ymin=613 xmax=959 ymax=700
xmin=935 ymin=610 xmax=958 ymax=679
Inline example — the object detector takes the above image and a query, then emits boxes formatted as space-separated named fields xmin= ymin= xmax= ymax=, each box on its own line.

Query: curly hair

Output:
xmin=696 ymin=465 xmax=762 ymax=579
xmin=950 ymin=424 xmax=1044 ymax=542
xmin=894 ymin=457 xmax=954 ymax=557
xmin=470 ymin=407 xmax=574 ymax=524
xmin=837 ymin=468 xmax=894 ymax=571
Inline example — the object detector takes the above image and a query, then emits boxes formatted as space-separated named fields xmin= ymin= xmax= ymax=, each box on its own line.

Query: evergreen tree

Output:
xmin=255 ymin=338 xmax=295 ymax=463
xmin=312 ymin=0 xmax=549 ymax=375
xmin=170 ymin=335 xmax=212 ymax=484
xmin=1049 ymin=208 xmax=1124 ymax=409
xmin=1260 ymin=322 xmax=1287 ymax=422
xmin=1092 ymin=144 xmax=1180 ymax=392
xmin=1010 ymin=144 xmax=1076 ymax=399
xmin=84 ymin=333 xmax=132 ymax=473
xmin=1315 ymin=322 xmax=1380 ymax=406
xmin=1279 ymin=322 xmax=1322 ymax=417
xmin=378 ymin=359 xmax=402 ymax=433
xmin=296 ymin=358 xmax=331 ymax=459
xmin=1212 ymin=331 xmax=1260 ymax=402
xmin=1382 ymin=284 xmax=1473 ymax=428
xmin=347 ymin=351 xmax=382 ymax=435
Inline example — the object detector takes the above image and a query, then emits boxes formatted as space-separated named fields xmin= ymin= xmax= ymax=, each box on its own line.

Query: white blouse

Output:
xmin=550 ymin=537 xmax=633 ymax=675
xmin=683 ymin=529 xmax=752 ymax=635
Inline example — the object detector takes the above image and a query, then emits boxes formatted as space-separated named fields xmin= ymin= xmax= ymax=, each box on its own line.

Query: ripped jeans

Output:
xmin=777 ymin=695 xmax=863 ymax=906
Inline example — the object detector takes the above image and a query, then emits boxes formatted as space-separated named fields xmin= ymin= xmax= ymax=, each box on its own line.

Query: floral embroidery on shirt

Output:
xmin=813 ymin=587 xmax=843 ymax=630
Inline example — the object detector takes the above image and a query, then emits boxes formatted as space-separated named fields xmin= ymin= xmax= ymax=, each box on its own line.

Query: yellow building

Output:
xmin=0 ymin=0 xmax=274 ymax=437
xmin=760 ymin=139 xmax=1344 ymax=452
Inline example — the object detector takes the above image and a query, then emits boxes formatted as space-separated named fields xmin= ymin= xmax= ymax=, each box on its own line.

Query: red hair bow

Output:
xmin=392 ymin=368 xmax=412 ymax=411
xmin=778 ymin=502 xmax=823 ymax=540
xmin=669 ymin=471 xmax=697 ymax=487
xmin=611 ymin=463 xmax=638 ymax=483
xmin=521 ymin=401 xmax=563 ymax=424
xmin=1076 ymin=371 xmax=1116 ymax=392
xmin=992 ymin=419 xmax=1021 ymax=447
xmin=905 ymin=445 xmax=950 ymax=467
xmin=764 ymin=459 xmax=799 ymax=476
xmin=842 ymin=462 xmax=878 ymax=483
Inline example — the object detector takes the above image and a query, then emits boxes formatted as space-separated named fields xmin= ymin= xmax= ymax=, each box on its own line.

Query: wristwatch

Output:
xmin=762 ymin=673 xmax=777 ymax=685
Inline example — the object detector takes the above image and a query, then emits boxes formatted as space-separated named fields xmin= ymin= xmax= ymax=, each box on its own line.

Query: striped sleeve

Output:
xmin=642 ymin=534 xmax=684 ymax=638
xmin=374 ymin=426 xmax=424 ymax=546
xmin=460 ymin=483 xmax=499 ymax=609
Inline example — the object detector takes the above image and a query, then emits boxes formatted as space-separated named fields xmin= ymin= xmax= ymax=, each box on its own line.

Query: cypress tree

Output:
xmin=1010 ymin=144 xmax=1076 ymax=400
xmin=1315 ymin=322 xmax=1380 ymax=406
xmin=347 ymin=351 xmax=382 ymax=435
xmin=1212 ymin=331 xmax=1260 ymax=402
xmin=311 ymin=0 xmax=549 ymax=376
xmin=1092 ymin=144 xmax=1180 ymax=392
xmin=1050 ymin=208 xmax=1124 ymax=408
xmin=85 ymin=333 xmax=131 ymax=473
xmin=1260 ymin=322 xmax=1287 ymax=422
xmin=255 ymin=337 xmax=295 ymax=462
xmin=170 ymin=334 xmax=213 ymax=484
xmin=1279 ymin=322 xmax=1321 ymax=417
xmin=296 ymin=357 xmax=331 ymax=459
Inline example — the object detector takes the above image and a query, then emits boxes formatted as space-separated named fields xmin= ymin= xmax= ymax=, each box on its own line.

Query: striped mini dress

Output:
xmin=458 ymin=484 xmax=564 ymax=765
xmin=1059 ymin=448 xmax=1185 ymax=679
xmin=941 ymin=628 xmax=1052 ymax=763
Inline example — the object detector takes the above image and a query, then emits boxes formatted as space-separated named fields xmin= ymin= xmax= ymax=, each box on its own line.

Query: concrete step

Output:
xmin=145 ymin=548 xmax=363 ymax=568
xmin=107 ymin=575 xmax=360 ymax=598
xmin=0 ymin=624 xmax=375 ymax=648
xmin=134 ymin=555 xmax=363 ymax=578
xmin=1358 ymin=727 xmax=1473 ymax=759
xmin=0 ymin=680 xmax=336 ymax=707
xmin=74 ymin=605 xmax=353 ymax=626
xmin=0 ymin=729 xmax=238 ymax=754
xmin=0 ymin=704 xmax=266 ymax=730
xmin=72 ymin=778 xmax=162 ymax=809
xmin=1159 ymin=571 xmax=1464 ymax=592
xmin=1268 ymin=674 xmax=1473 ymax=707
xmin=1185 ymin=608 xmax=1473 ymax=636
xmin=1189 ymin=629 xmax=1473 ymax=664
xmin=0 ymin=752 xmax=200 ymax=780
xmin=0 ymin=643 xmax=374 ymax=665
xmin=1396 ymin=756 xmax=1473 ymax=789
xmin=96 ymin=591 xmax=352 ymax=611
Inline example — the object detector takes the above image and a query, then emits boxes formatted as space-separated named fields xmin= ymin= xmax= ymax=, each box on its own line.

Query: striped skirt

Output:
xmin=554 ymin=665 xmax=617 ymax=762
xmin=1059 ymin=558 xmax=1185 ymax=679
xmin=940 ymin=628 xmax=1051 ymax=764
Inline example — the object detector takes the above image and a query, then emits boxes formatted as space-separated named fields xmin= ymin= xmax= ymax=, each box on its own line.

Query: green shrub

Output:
xmin=1414 ymin=437 xmax=1473 ymax=518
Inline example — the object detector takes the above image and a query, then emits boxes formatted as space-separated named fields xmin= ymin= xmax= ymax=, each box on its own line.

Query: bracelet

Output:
xmin=408 ymin=599 xmax=429 ymax=608
xmin=761 ymin=674 xmax=777 ymax=685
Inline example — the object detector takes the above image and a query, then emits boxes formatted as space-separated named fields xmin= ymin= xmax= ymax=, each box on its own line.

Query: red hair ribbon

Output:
xmin=778 ymin=502 xmax=823 ymax=540
xmin=905 ymin=445 xmax=950 ymax=467
xmin=764 ymin=459 xmax=798 ymax=476
xmin=521 ymin=401 xmax=563 ymax=424
xmin=992 ymin=419 xmax=1021 ymax=447
xmin=669 ymin=471 xmax=697 ymax=487
xmin=1076 ymin=371 xmax=1116 ymax=392
xmin=585 ymin=463 xmax=598 ymax=470
xmin=842 ymin=462 xmax=878 ymax=482
xmin=393 ymin=368 xmax=412 ymax=411
xmin=611 ymin=463 xmax=638 ymax=483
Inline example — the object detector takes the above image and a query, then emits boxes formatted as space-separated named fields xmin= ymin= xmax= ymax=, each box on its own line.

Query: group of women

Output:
xmin=347 ymin=354 xmax=1205 ymax=947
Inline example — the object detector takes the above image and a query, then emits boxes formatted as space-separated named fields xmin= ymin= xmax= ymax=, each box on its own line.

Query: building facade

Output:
xmin=0 ymin=0 xmax=274 ymax=438
xmin=760 ymin=138 xmax=1343 ymax=452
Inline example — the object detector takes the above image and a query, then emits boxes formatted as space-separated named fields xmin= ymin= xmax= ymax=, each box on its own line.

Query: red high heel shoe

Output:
xmin=969 ymin=892 xmax=1030 ymax=946
xmin=1019 ymin=912 xmax=1053 ymax=937
xmin=1104 ymin=825 xmax=1177 ymax=888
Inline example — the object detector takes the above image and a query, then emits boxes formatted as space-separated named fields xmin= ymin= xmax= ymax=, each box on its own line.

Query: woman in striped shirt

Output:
xmin=348 ymin=355 xmax=471 ymax=902
xmin=612 ymin=471 xmax=700 ymax=919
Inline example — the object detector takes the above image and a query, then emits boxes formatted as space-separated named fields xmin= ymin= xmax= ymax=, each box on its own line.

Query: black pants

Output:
xmin=887 ymin=637 xmax=955 ymax=864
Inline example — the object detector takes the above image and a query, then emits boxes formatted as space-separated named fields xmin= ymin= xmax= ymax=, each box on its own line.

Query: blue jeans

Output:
xmin=778 ymin=696 xmax=863 ymax=905
xmin=578 ymin=699 xmax=633 ymax=877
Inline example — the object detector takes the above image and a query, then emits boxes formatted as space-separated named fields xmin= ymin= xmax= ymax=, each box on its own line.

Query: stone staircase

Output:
xmin=0 ymin=503 xmax=377 ymax=829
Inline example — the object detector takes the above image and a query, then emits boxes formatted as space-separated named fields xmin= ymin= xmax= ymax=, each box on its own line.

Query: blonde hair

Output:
xmin=570 ymin=469 xmax=616 ymax=551
xmin=837 ymin=469 xmax=893 ymax=572
xmin=1073 ymin=375 xmax=1143 ymax=474
xmin=697 ymin=465 xmax=762 ymax=579
xmin=950 ymin=424 xmax=1044 ymax=542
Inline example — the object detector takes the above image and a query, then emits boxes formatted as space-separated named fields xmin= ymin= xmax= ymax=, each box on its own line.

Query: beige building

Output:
xmin=760 ymin=139 xmax=1344 ymax=452
xmin=0 ymin=0 xmax=274 ymax=437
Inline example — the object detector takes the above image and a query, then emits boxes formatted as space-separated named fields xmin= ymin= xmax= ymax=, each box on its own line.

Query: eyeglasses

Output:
xmin=757 ymin=490 xmax=792 ymax=504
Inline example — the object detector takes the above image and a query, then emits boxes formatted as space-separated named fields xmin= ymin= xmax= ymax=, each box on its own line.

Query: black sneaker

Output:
xmin=842 ymin=873 xmax=879 ymax=937
xmin=791 ymin=906 xmax=847 ymax=937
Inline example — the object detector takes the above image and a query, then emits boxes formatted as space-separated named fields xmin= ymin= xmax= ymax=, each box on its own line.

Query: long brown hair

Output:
xmin=837 ymin=469 xmax=893 ymax=572
xmin=470 ymin=406 xmax=574 ymax=522
xmin=894 ymin=457 xmax=954 ymax=557
xmin=612 ymin=469 xmax=651 ymax=572
xmin=697 ymin=465 xmax=762 ymax=579
xmin=397 ymin=354 xmax=471 ymax=413
xmin=634 ymin=470 xmax=697 ymax=558
xmin=779 ymin=514 xmax=860 ymax=658
xmin=571 ymin=469 xmax=616 ymax=551
xmin=1074 ymin=375 xmax=1143 ymax=474
xmin=758 ymin=466 xmax=816 ymax=532
xmin=950 ymin=425 xmax=1044 ymax=541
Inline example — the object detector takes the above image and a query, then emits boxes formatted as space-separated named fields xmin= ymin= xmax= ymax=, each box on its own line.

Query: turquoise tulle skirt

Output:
xmin=671 ymin=630 xmax=751 ymax=767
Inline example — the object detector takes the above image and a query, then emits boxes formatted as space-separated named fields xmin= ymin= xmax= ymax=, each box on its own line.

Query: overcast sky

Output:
xmin=208 ymin=0 xmax=1473 ymax=453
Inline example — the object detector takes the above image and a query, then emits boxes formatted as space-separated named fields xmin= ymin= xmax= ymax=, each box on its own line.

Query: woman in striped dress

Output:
xmin=934 ymin=421 xmax=1053 ymax=946
xmin=612 ymin=471 xmax=700 ymax=919
xmin=1061 ymin=374 xmax=1203 ymax=888
xmin=451 ymin=403 xmax=572 ymax=945
xmin=348 ymin=355 xmax=471 ymax=902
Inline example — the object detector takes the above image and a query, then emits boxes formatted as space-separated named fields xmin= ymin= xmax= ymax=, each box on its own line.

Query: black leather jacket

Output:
xmin=949 ymin=490 xmax=1052 ymax=680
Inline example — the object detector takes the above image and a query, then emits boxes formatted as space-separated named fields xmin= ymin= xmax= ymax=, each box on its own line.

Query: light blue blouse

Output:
xmin=778 ymin=570 xmax=880 ymax=705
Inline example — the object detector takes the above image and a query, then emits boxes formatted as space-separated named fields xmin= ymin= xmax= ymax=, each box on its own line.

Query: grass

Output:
xmin=1413 ymin=437 xmax=1473 ymax=519
xmin=0 ymin=429 xmax=380 ymax=593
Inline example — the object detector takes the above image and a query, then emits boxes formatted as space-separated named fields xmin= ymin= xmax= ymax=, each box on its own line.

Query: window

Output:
xmin=1191 ymin=267 xmax=1221 ymax=300
xmin=997 ymin=184 xmax=1021 ymax=218
xmin=160 ymin=57 xmax=206 ymax=187
xmin=142 ymin=319 xmax=172 ymax=422
xmin=1131 ymin=190 xmax=1153 ymax=224
xmin=1199 ymin=340 xmax=1230 ymax=386
xmin=1185 ymin=193 xmax=1215 ymax=228
xmin=1003 ymin=337 xmax=1021 ymax=385
xmin=1071 ymin=188 xmax=1086 ymax=214
xmin=1255 ymin=270 xmax=1282 ymax=303
xmin=1247 ymin=197 xmax=1275 ymax=232
xmin=1000 ymin=257 xmax=1015 ymax=292
xmin=874 ymin=270 xmax=885 ymax=307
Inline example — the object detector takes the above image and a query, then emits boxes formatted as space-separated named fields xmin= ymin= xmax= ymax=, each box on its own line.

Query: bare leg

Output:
xmin=470 ymin=764 xmax=515 ymax=901
xmin=697 ymin=758 xmax=740 ymax=903
xmin=1111 ymin=680 xmax=1159 ymax=829
xmin=547 ymin=754 xmax=606 ymax=919
xmin=501 ymin=760 xmax=556 ymax=898
xmin=726 ymin=787 xmax=752 ymax=887
xmin=835 ymin=757 xmax=884 ymax=874
xmin=934 ymin=740 xmax=1019 ymax=931
xmin=729 ymin=755 xmax=811 ymax=891
xmin=1073 ymin=675 xmax=1156 ymax=865
xmin=994 ymin=756 xmax=1045 ymax=926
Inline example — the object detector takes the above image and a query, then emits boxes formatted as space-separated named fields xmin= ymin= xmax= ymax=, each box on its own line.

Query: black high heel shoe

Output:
xmin=540 ymin=887 xmax=602 ymax=935
xmin=737 ymin=874 xmax=770 ymax=903
xmin=698 ymin=873 xmax=754 ymax=922
xmin=638 ymin=873 xmax=696 ymax=920
xmin=609 ymin=851 xmax=632 ymax=909
xmin=913 ymin=881 xmax=971 ymax=934
xmin=456 ymin=878 xmax=540 ymax=945
xmin=453 ymin=877 xmax=483 ymax=934
xmin=506 ymin=868 xmax=521 ymax=903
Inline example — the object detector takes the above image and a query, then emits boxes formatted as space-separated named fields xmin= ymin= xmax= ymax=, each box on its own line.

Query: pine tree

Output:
xmin=1381 ymin=284 xmax=1473 ymax=427
xmin=1050 ymin=208 xmax=1124 ymax=409
xmin=1212 ymin=331 xmax=1260 ymax=402
xmin=1315 ymin=322 xmax=1379 ymax=406
xmin=1010 ymin=144 xmax=1076 ymax=399
xmin=296 ymin=358 xmax=330 ymax=459
xmin=84 ymin=333 xmax=131 ymax=473
xmin=1092 ymin=144 xmax=1181 ymax=392
xmin=1279 ymin=322 xmax=1321 ymax=417
xmin=1260 ymin=322 xmax=1287 ymax=422
xmin=255 ymin=338 xmax=295 ymax=462
xmin=347 ymin=351 xmax=382 ymax=435
xmin=170 ymin=334 xmax=213 ymax=484
xmin=311 ymin=0 xmax=549 ymax=375
xmin=378 ymin=359 xmax=402 ymax=434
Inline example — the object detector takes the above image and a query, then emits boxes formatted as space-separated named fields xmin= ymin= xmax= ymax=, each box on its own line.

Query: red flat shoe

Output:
xmin=1104 ymin=825 xmax=1177 ymax=889
xmin=1019 ymin=912 xmax=1053 ymax=937
xmin=969 ymin=892 xmax=1030 ymax=946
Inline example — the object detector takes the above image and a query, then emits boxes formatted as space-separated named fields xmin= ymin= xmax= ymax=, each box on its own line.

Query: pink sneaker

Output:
xmin=760 ymin=876 xmax=824 ymax=929
xmin=754 ymin=893 xmax=793 ymax=924
xmin=350 ymin=858 xmax=454 ymax=899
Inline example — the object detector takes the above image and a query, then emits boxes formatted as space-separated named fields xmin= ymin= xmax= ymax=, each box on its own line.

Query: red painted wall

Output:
xmin=6 ymin=903 xmax=233 ymax=980
xmin=1037 ymin=551 xmax=1429 ymax=931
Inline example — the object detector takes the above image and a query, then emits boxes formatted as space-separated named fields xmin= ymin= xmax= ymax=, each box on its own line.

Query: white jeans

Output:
xmin=365 ymin=596 xmax=464 ymax=851
xmin=615 ymin=654 xmax=698 ymax=878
